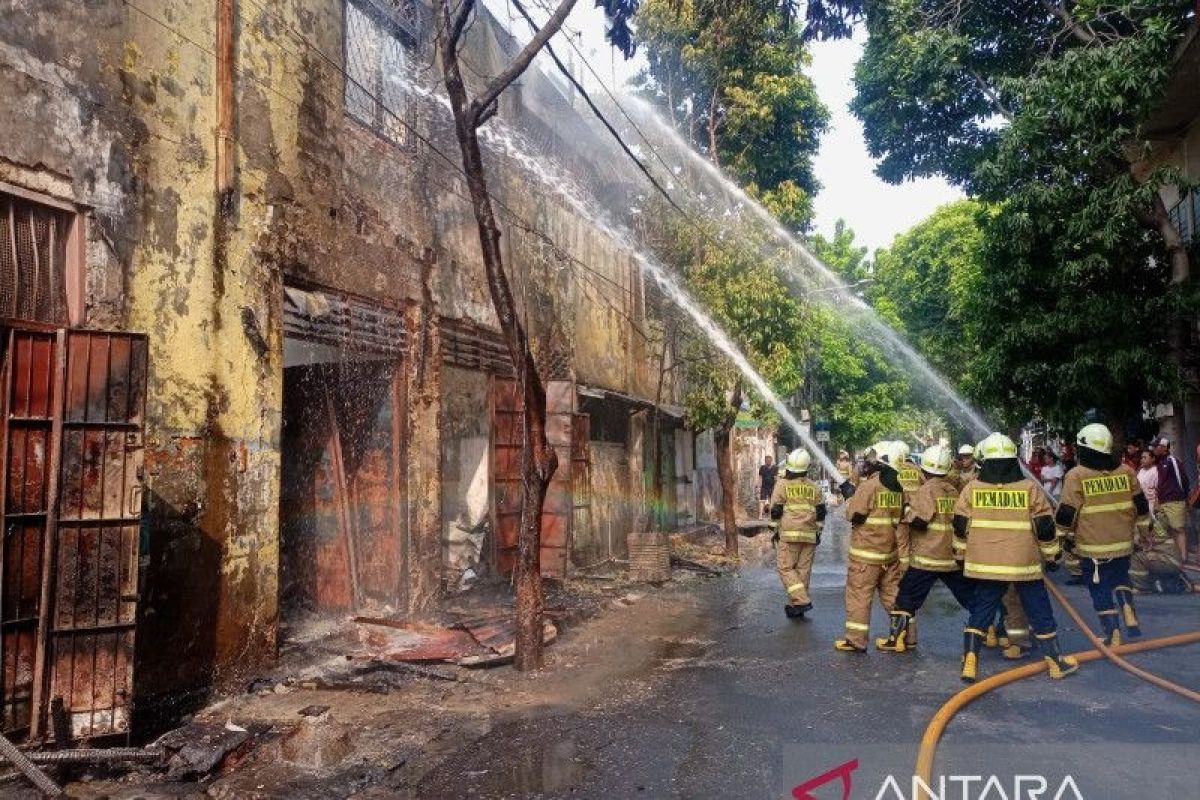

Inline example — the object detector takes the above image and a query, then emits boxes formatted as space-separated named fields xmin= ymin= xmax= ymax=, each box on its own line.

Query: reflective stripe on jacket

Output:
xmin=905 ymin=475 xmax=960 ymax=572
xmin=1059 ymin=464 xmax=1140 ymax=559
xmin=770 ymin=476 xmax=821 ymax=543
xmin=844 ymin=473 xmax=900 ymax=564
xmin=955 ymin=477 xmax=1053 ymax=581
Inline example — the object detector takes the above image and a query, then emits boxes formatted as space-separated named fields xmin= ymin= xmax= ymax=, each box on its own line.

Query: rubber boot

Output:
xmin=960 ymin=628 xmax=983 ymax=684
xmin=784 ymin=603 xmax=802 ymax=619
xmin=906 ymin=617 xmax=919 ymax=649
xmin=1037 ymin=633 xmax=1079 ymax=679
xmin=1002 ymin=642 xmax=1029 ymax=660
xmin=1115 ymin=587 xmax=1141 ymax=637
xmin=876 ymin=611 xmax=911 ymax=653
xmin=834 ymin=637 xmax=867 ymax=653
xmin=985 ymin=624 xmax=999 ymax=648
xmin=1098 ymin=611 xmax=1121 ymax=647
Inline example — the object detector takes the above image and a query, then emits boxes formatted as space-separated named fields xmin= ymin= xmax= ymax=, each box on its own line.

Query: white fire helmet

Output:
xmin=1076 ymin=423 xmax=1113 ymax=455
xmin=785 ymin=448 xmax=811 ymax=473
xmin=920 ymin=444 xmax=953 ymax=476
xmin=978 ymin=432 xmax=1018 ymax=461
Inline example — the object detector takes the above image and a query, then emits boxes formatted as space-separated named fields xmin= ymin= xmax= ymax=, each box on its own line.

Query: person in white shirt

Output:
xmin=1040 ymin=450 xmax=1064 ymax=501
xmin=1136 ymin=449 xmax=1159 ymax=511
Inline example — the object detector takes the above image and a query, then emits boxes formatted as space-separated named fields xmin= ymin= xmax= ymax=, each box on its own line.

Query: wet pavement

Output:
xmin=416 ymin=518 xmax=1200 ymax=800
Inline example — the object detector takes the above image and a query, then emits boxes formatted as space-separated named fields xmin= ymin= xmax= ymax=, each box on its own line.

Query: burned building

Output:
xmin=0 ymin=0 xmax=705 ymax=741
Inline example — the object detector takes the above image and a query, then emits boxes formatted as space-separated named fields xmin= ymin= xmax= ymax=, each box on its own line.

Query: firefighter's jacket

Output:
xmin=844 ymin=472 xmax=903 ymax=565
xmin=898 ymin=463 xmax=925 ymax=494
xmin=1056 ymin=464 xmax=1145 ymax=560
xmin=904 ymin=475 xmax=960 ymax=572
xmin=954 ymin=476 xmax=1056 ymax=581
xmin=770 ymin=476 xmax=825 ymax=543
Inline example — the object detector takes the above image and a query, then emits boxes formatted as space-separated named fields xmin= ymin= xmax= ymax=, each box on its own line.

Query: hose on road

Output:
xmin=914 ymin=572 xmax=1200 ymax=800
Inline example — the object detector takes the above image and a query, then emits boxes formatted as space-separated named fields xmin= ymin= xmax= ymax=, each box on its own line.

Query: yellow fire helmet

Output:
xmin=978 ymin=432 xmax=1018 ymax=461
xmin=785 ymin=448 xmax=811 ymax=473
xmin=920 ymin=444 xmax=953 ymax=476
xmin=1076 ymin=423 xmax=1113 ymax=455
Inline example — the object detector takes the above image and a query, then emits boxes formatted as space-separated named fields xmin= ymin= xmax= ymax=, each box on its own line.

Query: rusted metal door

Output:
xmin=0 ymin=327 xmax=147 ymax=741
xmin=491 ymin=377 xmax=574 ymax=578
xmin=491 ymin=377 xmax=522 ymax=574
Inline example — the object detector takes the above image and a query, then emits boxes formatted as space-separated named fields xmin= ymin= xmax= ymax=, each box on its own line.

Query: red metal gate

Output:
xmin=0 ymin=327 xmax=146 ymax=741
xmin=491 ymin=379 xmax=577 ymax=579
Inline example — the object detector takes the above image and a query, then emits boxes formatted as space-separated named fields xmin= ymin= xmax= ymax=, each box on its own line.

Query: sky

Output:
xmin=805 ymin=34 xmax=963 ymax=253
xmin=492 ymin=2 xmax=963 ymax=254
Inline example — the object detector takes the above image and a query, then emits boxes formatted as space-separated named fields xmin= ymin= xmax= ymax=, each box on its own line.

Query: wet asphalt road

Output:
xmin=416 ymin=519 xmax=1200 ymax=800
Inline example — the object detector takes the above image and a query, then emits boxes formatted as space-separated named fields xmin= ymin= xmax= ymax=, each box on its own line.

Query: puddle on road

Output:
xmin=466 ymin=738 xmax=592 ymax=795
xmin=654 ymin=638 xmax=711 ymax=660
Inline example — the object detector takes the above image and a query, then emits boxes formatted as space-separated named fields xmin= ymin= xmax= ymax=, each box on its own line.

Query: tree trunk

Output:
xmin=439 ymin=10 xmax=558 ymax=671
xmin=713 ymin=383 xmax=742 ymax=556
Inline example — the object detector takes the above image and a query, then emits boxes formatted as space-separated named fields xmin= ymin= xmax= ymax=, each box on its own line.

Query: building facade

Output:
xmin=0 ymin=0 xmax=705 ymax=740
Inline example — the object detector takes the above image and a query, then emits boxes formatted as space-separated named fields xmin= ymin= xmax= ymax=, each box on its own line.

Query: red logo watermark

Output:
xmin=792 ymin=758 xmax=860 ymax=800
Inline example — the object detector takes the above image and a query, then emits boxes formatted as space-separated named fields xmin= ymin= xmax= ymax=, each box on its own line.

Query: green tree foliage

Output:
xmin=845 ymin=1 xmax=1194 ymax=427
xmin=634 ymin=0 xmax=830 ymax=232
xmin=869 ymin=200 xmax=985 ymax=383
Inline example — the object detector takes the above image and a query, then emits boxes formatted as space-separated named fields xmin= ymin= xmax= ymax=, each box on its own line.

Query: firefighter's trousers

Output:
xmin=1079 ymin=555 xmax=1131 ymax=615
xmin=998 ymin=584 xmax=1031 ymax=647
xmin=968 ymin=580 xmax=1056 ymax=639
xmin=895 ymin=567 xmax=975 ymax=614
xmin=843 ymin=560 xmax=903 ymax=648
xmin=1130 ymin=541 xmax=1187 ymax=592
xmin=777 ymin=541 xmax=816 ymax=605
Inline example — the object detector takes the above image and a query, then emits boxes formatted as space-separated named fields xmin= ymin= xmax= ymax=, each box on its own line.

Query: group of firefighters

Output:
xmin=767 ymin=423 xmax=1169 ymax=684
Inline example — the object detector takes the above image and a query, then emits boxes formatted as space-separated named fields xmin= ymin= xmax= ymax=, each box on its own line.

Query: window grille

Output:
xmin=0 ymin=192 xmax=72 ymax=323
xmin=1168 ymin=192 xmax=1198 ymax=245
xmin=345 ymin=0 xmax=417 ymax=147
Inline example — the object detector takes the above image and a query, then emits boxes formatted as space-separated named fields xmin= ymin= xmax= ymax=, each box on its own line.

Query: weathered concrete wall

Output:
xmin=0 ymin=1 xmax=281 ymax=712
xmin=0 ymin=0 xmax=680 ymax=719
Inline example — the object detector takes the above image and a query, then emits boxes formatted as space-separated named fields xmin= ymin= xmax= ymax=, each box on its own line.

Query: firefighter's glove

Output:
xmin=838 ymin=480 xmax=855 ymax=500
xmin=1044 ymin=559 xmax=1060 ymax=573
xmin=1062 ymin=537 xmax=1076 ymax=554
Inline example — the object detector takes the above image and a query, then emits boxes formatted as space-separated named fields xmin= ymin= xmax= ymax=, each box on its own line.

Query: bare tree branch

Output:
xmin=469 ymin=0 xmax=580 ymax=127
xmin=1039 ymin=0 xmax=1097 ymax=45
xmin=966 ymin=68 xmax=1013 ymax=121
xmin=446 ymin=0 xmax=477 ymax=56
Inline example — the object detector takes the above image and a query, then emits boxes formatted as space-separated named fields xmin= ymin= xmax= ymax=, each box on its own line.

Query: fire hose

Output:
xmin=916 ymin=467 xmax=1200 ymax=794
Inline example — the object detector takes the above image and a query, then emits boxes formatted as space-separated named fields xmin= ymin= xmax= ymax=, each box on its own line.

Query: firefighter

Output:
xmin=954 ymin=433 xmax=1078 ymax=682
xmin=948 ymin=444 xmax=979 ymax=489
xmin=877 ymin=444 xmax=974 ymax=653
xmin=836 ymin=441 xmax=905 ymax=652
xmin=1130 ymin=515 xmax=1193 ymax=594
xmin=768 ymin=448 xmax=827 ymax=619
xmin=895 ymin=441 xmax=924 ymax=494
xmin=1055 ymin=424 xmax=1151 ymax=644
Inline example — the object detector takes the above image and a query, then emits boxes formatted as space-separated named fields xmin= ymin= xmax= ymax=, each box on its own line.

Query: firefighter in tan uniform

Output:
xmin=954 ymin=433 xmax=1078 ymax=682
xmin=836 ymin=441 xmax=906 ymax=653
xmin=1130 ymin=517 xmax=1192 ymax=593
xmin=1055 ymin=424 xmax=1151 ymax=644
xmin=947 ymin=444 xmax=979 ymax=490
xmin=877 ymin=444 xmax=974 ymax=653
xmin=768 ymin=448 xmax=827 ymax=619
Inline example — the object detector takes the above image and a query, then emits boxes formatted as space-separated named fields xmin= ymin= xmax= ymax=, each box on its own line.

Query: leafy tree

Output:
xmin=810 ymin=218 xmax=869 ymax=284
xmin=650 ymin=210 xmax=811 ymax=551
xmin=845 ymin=1 xmax=1194 ymax=430
xmin=636 ymin=0 xmax=830 ymax=548
xmin=869 ymin=200 xmax=986 ymax=385
xmin=634 ymin=0 xmax=830 ymax=232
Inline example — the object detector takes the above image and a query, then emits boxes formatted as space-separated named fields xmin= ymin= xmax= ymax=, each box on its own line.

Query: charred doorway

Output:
xmin=280 ymin=288 xmax=407 ymax=619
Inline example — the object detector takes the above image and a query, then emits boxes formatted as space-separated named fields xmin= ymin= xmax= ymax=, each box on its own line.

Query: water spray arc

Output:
xmin=623 ymin=96 xmax=992 ymax=439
